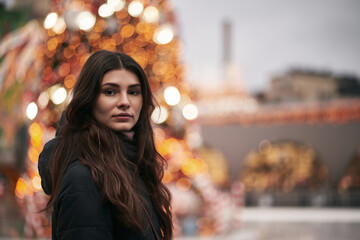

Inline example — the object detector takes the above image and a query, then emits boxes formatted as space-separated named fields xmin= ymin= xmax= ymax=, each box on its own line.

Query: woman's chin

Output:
xmin=110 ymin=123 xmax=134 ymax=132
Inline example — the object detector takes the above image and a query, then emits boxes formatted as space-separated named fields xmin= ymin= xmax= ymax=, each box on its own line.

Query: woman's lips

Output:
xmin=113 ymin=113 xmax=132 ymax=121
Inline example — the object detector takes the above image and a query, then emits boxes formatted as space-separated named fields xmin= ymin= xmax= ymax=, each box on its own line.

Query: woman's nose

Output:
xmin=117 ymin=93 xmax=130 ymax=109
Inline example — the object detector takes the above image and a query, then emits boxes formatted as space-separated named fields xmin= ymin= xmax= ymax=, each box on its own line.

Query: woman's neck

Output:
xmin=118 ymin=130 xmax=135 ymax=141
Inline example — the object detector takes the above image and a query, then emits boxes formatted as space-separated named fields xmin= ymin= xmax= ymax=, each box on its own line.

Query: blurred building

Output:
xmin=264 ymin=69 xmax=360 ymax=103
xmin=193 ymin=21 xmax=360 ymax=195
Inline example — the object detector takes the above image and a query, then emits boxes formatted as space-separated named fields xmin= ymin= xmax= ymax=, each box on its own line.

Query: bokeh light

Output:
xmin=153 ymin=25 xmax=174 ymax=45
xmin=151 ymin=106 xmax=169 ymax=124
xmin=182 ymin=103 xmax=198 ymax=120
xmin=37 ymin=91 xmax=49 ymax=109
xmin=108 ymin=0 xmax=126 ymax=11
xmin=99 ymin=3 xmax=114 ymax=18
xmin=26 ymin=102 xmax=38 ymax=120
xmin=52 ymin=17 xmax=66 ymax=34
xmin=164 ymin=86 xmax=181 ymax=106
xmin=32 ymin=176 xmax=42 ymax=190
xmin=76 ymin=11 xmax=96 ymax=31
xmin=50 ymin=87 xmax=67 ymax=105
xmin=43 ymin=12 xmax=58 ymax=29
xmin=128 ymin=1 xmax=144 ymax=17
xmin=142 ymin=6 xmax=160 ymax=23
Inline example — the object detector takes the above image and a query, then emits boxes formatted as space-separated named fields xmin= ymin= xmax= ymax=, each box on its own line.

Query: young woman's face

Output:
xmin=93 ymin=69 xmax=143 ymax=132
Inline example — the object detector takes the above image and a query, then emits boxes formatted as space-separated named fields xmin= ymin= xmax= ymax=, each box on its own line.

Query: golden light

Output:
xmin=30 ymin=135 xmax=42 ymax=148
xmin=162 ymin=170 xmax=173 ymax=183
xmin=181 ymin=158 xmax=208 ymax=177
xmin=44 ymin=12 xmax=58 ymax=29
xmin=153 ymin=25 xmax=174 ymax=45
xmin=28 ymin=122 xmax=43 ymax=148
xmin=128 ymin=0 xmax=143 ymax=17
xmin=26 ymin=102 xmax=38 ymax=120
xmin=15 ymin=178 xmax=27 ymax=199
xmin=120 ymin=24 xmax=135 ymax=38
xmin=38 ymin=91 xmax=49 ymax=109
xmin=50 ymin=87 xmax=67 ymax=105
xmin=28 ymin=122 xmax=42 ymax=138
xmin=47 ymin=37 xmax=59 ymax=51
xmin=142 ymin=6 xmax=159 ymax=23
xmin=182 ymin=104 xmax=198 ymax=120
xmin=52 ymin=17 xmax=66 ymax=34
xmin=176 ymin=178 xmax=192 ymax=191
xmin=164 ymin=86 xmax=181 ymax=106
xmin=99 ymin=3 xmax=114 ymax=18
xmin=59 ymin=62 xmax=71 ymax=77
xmin=64 ymin=74 xmax=76 ymax=89
xmin=32 ymin=176 xmax=42 ymax=191
xmin=28 ymin=146 xmax=40 ymax=163
xmin=181 ymin=159 xmax=198 ymax=177
xmin=108 ymin=0 xmax=126 ymax=11
xmin=151 ymin=106 xmax=169 ymax=124
xmin=76 ymin=11 xmax=96 ymax=31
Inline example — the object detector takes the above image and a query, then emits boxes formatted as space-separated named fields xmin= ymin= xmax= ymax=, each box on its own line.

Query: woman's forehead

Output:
xmin=101 ymin=69 xmax=140 ymax=86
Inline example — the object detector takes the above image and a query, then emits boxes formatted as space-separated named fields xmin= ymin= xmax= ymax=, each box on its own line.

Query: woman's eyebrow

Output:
xmin=101 ymin=83 xmax=119 ymax=87
xmin=128 ymin=84 xmax=141 ymax=88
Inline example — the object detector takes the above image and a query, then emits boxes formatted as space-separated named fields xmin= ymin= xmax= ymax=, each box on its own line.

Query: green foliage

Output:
xmin=0 ymin=4 xmax=31 ymax=38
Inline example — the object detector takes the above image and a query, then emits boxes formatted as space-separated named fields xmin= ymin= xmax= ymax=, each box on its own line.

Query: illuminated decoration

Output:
xmin=1 ymin=0 xmax=235 ymax=237
xmin=176 ymin=178 xmax=192 ymax=191
xmin=26 ymin=102 xmax=38 ymax=120
xmin=240 ymin=141 xmax=328 ymax=192
xmin=43 ymin=12 xmax=58 ymax=29
xmin=142 ymin=6 xmax=160 ymax=23
xmin=32 ymin=176 xmax=42 ymax=190
xmin=76 ymin=11 xmax=96 ymax=31
xmin=156 ymin=137 xmax=234 ymax=236
xmin=15 ymin=178 xmax=29 ymax=199
xmin=37 ymin=91 xmax=49 ymax=109
xmin=52 ymin=17 xmax=66 ymax=34
xmin=197 ymin=89 xmax=360 ymax=126
xmin=164 ymin=86 xmax=181 ymax=106
xmin=151 ymin=106 xmax=168 ymax=124
xmin=153 ymin=25 xmax=174 ymax=44
xmin=128 ymin=0 xmax=144 ymax=17
xmin=50 ymin=87 xmax=67 ymax=105
xmin=98 ymin=3 xmax=114 ymax=18
xmin=14 ymin=121 xmax=51 ymax=237
xmin=182 ymin=103 xmax=198 ymax=120
xmin=108 ymin=0 xmax=126 ymax=11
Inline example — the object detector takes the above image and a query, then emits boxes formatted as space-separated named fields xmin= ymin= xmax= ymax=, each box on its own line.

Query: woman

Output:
xmin=38 ymin=50 xmax=172 ymax=239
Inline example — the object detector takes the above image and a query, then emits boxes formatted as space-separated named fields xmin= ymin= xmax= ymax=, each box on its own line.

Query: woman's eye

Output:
xmin=129 ymin=90 xmax=140 ymax=96
xmin=104 ymin=89 xmax=116 ymax=96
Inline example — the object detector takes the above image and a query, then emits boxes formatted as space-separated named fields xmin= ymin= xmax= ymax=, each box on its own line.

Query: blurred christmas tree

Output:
xmin=0 ymin=0 xmax=236 ymax=237
xmin=240 ymin=140 xmax=329 ymax=193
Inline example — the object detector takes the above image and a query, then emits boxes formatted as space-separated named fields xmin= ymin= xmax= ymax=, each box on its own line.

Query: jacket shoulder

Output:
xmin=60 ymin=161 xmax=98 ymax=195
xmin=38 ymin=138 xmax=58 ymax=195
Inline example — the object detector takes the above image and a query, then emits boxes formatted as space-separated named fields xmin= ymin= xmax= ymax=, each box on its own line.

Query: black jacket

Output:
xmin=38 ymin=133 xmax=162 ymax=240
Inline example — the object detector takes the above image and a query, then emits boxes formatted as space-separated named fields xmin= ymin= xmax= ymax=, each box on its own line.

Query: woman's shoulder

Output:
xmin=60 ymin=161 xmax=98 ymax=195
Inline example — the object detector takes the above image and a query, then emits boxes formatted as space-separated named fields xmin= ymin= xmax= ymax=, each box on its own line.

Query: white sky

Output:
xmin=172 ymin=0 xmax=360 ymax=93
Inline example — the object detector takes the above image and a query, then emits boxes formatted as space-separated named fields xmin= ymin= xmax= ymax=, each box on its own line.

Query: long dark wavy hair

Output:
xmin=47 ymin=50 xmax=172 ymax=239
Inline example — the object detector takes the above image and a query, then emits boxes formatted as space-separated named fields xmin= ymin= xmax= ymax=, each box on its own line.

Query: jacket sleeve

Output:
xmin=54 ymin=163 xmax=113 ymax=239
xmin=38 ymin=138 xmax=57 ymax=195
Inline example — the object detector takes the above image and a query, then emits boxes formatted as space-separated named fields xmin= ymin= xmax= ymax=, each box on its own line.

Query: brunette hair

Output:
xmin=47 ymin=50 xmax=172 ymax=239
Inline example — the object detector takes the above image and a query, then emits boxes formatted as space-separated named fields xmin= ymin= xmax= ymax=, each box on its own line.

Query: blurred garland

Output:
xmin=240 ymin=140 xmax=329 ymax=192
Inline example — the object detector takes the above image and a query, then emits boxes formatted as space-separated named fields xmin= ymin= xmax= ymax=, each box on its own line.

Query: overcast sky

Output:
xmin=172 ymin=0 xmax=360 ymax=93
